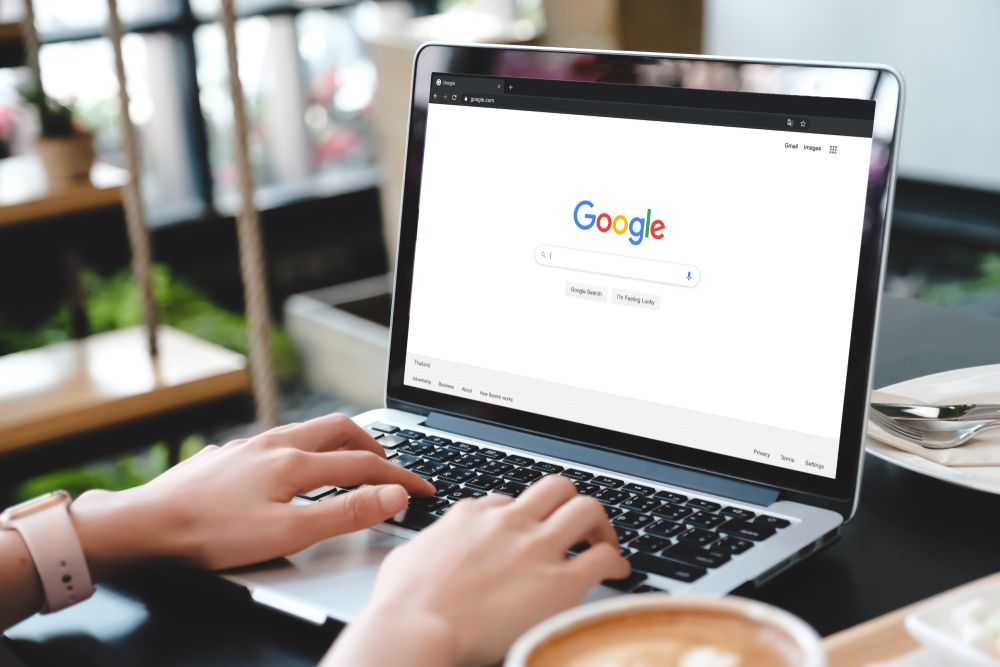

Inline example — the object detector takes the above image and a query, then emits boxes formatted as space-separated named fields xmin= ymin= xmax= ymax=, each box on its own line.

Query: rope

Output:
xmin=221 ymin=0 xmax=280 ymax=429
xmin=106 ymin=0 xmax=159 ymax=359
xmin=20 ymin=0 xmax=38 ymax=76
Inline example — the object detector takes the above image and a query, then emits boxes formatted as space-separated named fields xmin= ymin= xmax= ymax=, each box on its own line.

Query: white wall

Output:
xmin=704 ymin=0 xmax=1000 ymax=192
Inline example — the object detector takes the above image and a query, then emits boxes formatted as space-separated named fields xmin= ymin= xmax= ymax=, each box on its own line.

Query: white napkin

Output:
xmin=868 ymin=364 xmax=1000 ymax=467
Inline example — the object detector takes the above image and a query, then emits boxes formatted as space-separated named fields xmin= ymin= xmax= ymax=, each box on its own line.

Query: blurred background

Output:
xmin=0 ymin=0 xmax=997 ymax=502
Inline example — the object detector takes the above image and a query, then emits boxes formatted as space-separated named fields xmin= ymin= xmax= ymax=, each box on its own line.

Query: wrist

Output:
xmin=70 ymin=486 xmax=184 ymax=580
xmin=328 ymin=605 xmax=458 ymax=667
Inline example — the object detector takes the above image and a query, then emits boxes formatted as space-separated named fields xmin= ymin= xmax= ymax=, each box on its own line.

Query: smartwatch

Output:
xmin=1 ymin=490 xmax=95 ymax=612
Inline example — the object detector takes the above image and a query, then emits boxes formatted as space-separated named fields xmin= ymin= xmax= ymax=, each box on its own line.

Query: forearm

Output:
xmin=321 ymin=608 xmax=458 ymax=667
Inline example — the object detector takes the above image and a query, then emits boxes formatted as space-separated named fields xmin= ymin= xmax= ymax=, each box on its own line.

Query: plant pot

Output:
xmin=35 ymin=133 xmax=95 ymax=186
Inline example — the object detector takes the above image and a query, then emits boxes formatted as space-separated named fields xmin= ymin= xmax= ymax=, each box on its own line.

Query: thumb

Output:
xmin=300 ymin=484 xmax=410 ymax=541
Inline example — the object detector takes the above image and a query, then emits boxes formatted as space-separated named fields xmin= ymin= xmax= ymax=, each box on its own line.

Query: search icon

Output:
xmin=539 ymin=250 xmax=547 ymax=259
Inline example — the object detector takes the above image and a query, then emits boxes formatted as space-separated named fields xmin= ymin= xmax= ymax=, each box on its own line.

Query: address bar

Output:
xmin=535 ymin=245 xmax=700 ymax=288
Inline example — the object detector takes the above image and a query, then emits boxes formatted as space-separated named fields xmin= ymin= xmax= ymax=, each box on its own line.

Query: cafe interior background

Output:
xmin=0 ymin=0 xmax=997 ymax=513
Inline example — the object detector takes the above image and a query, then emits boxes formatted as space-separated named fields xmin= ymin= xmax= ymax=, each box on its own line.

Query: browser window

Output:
xmin=405 ymin=73 xmax=876 ymax=479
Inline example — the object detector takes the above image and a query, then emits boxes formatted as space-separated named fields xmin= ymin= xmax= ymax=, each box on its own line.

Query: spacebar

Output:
xmin=629 ymin=552 xmax=707 ymax=583
xmin=386 ymin=509 xmax=438 ymax=531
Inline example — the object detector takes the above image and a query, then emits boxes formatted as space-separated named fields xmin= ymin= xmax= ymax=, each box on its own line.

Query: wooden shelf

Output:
xmin=0 ymin=154 xmax=128 ymax=227
xmin=0 ymin=326 xmax=250 ymax=453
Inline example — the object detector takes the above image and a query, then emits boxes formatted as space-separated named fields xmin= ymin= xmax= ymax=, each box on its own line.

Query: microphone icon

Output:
xmin=686 ymin=271 xmax=692 ymax=281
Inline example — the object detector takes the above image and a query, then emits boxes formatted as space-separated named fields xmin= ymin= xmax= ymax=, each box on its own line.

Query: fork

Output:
xmin=869 ymin=409 xmax=1000 ymax=449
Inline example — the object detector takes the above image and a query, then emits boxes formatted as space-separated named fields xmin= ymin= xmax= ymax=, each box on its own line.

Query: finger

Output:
xmin=290 ymin=484 xmax=410 ymax=545
xmin=478 ymin=493 xmax=515 ymax=508
xmin=541 ymin=495 xmax=618 ymax=550
xmin=292 ymin=450 xmax=435 ymax=497
xmin=511 ymin=474 xmax=577 ymax=520
xmin=567 ymin=542 xmax=631 ymax=583
xmin=262 ymin=414 xmax=386 ymax=458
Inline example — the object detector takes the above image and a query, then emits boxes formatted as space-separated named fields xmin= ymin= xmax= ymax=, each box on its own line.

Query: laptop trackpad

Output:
xmin=223 ymin=527 xmax=407 ymax=623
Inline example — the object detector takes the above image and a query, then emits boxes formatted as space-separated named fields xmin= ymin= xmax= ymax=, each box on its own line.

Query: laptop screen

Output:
xmin=403 ymin=72 xmax=876 ymax=481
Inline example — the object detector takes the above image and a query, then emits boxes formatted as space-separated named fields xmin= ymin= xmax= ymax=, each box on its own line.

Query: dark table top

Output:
xmin=6 ymin=296 xmax=1000 ymax=667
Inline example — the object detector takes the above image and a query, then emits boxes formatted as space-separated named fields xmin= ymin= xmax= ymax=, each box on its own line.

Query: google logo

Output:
xmin=573 ymin=200 xmax=665 ymax=246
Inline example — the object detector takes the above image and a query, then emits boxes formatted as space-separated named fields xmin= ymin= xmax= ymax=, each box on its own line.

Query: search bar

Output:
xmin=535 ymin=245 xmax=700 ymax=288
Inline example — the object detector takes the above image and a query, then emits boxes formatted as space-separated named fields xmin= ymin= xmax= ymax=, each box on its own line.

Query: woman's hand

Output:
xmin=69 ymin=413 xmax=435 ymax=576
xmin=324 ymin=474 xmax=630 ymax=667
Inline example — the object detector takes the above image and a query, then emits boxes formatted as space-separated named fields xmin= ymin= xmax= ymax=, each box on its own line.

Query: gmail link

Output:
xmin=535 ymin=245 xmax=700 ymax=288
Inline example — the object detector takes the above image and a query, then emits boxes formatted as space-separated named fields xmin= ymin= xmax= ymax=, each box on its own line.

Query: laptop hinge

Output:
xmin=424 ymin=413 xmax=780 ymax=506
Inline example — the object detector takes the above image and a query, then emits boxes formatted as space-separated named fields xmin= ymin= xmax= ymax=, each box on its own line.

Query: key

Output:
xmin=715 ymin=536 xmax=754 ymax=555
xmin=633 ymin=584 xmax=665 ymax=594
xmin=561 ymin=469 xmax=594 ymax=481
xmin=629 ymin=553 xmax=706 ymax=583
xmin=480 ymin=460 xmax=515 ymax=476
xmin=450 ymin=442 xmax=479 ymax=453
xmin=399 ymin=441 xmax=435 ymax=456
xmin=532 ymin=461 xmax=563 ymax=474
xmin=594 ymin=488 xmax=631 ymax=505
xmin=424 ymin=448 xmax=463 ymax=463
xmin=298 ymin=485 xmax=337 ymax=501
xmin=495 ymin=481 xmax=527 ymax=497
xmin=686 ymin=511 xmax=727 ymax=530
xmin=687 ymin=498 xmax=721 ymax=512
xmin=438 ymin=467 xmax=475 ymax=484
xmin=479 ymin=448 xmax=507 ymax=460
xmin=453 ymin=454 xmax=487 ymax=469
xmin=386 ymin=509 xmax=438 ymax=531
xmin=370 ymin=422 xmax=399 ymax=433
xmin=652 ymin=503 xmax=693 ymax=522
xmin=411 ymin=461 xmax=449 ymax=476
xmin=615 ymin=526 xmax=638 ymax=544
xmin=507 ymin=467 xmax=543 ymax=483
xmin=721 ymin=506 xmax=756 ymax=520
xmin=444 ymin=487 xmax=486 ymax=501
xmin=466 ymin=474 xmax=503 ymax=491
xmin=653 ymin=490 xmax=688 ymax=504
xmin=629 ymin=534 xmax=670 ymax=553
xmin=754 ymin=515 xmax=791 ymax=529
xmin=391 ymin=454 xmax=420 ymax=469
xmin=433 ymin=482 xmax=458 ymax=497
xmin=504 ymin=454 xmax=535 ymax=467
xmin=622 ymin=483 xmax=655 ymax=496
xmin=378 ymin=434 xmax=408 ymax=448
xmin=676 ymin=528 xmax=719 ymax=547
xmin=408 ymin=496 xmax=449 ymax=512
xmin=593 ymin=476 xmax=624 ymax=488
xmin=614 ymin=512 xmax=654 ymax=530
xmin=397 ymin=429 xmax=425 ymax=440
xmin=719 ymin=520 xmax=776 ymax=541
xmin=574 ymin=482 xmax=601 ymax=496
xmin=423 ymin=436 xmax=452 ymax=445
xmin=603 ymin=570 xmax=648 ymax=592
xmin=621 ymin=496 xmax=662 ymax=514
xmin=646 ymin=519 xmax=685 ymax=539
xmin=662 ymin=542 xmax=731 ymax=569
xmin=603 ymin=505 xmax=624 ymax=520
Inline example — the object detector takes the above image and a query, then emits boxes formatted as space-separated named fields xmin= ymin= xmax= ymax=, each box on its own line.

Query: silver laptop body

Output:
xmin=223 ymin=43 xmax=904 ymax=625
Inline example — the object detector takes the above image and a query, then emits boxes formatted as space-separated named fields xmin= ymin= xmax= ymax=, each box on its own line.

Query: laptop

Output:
xmin=223 ymin=43 xmax=904 ymax=624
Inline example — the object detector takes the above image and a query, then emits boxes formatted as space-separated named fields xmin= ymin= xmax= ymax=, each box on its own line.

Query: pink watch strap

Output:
xmin=9 ymin=499 xmax=94 ymax=612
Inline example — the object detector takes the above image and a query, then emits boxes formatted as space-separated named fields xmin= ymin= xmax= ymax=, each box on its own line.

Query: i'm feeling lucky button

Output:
xmin=612 ymin=288 xmax=660 ymax=310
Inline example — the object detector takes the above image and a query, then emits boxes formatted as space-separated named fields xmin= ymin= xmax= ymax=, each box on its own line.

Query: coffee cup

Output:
xmin=505 ymin=594 xmax=825 ymax=667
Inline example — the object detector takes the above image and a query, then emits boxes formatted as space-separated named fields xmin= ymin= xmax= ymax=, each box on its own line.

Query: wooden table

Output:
xmin=825 ymin=571 xmax=1000 ymax=665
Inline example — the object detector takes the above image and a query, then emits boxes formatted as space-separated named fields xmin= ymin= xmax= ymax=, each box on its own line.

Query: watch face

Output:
xmin=0 ymin=490 xmax=69 ymax=524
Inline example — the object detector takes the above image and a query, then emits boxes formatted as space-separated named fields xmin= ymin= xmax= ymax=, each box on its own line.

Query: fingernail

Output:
xmin=378 ymin=485 xmax=408 ymax=514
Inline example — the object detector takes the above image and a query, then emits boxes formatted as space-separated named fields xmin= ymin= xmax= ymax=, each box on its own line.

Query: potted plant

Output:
xmin=19 ymin=77 xmax=94 ymax=185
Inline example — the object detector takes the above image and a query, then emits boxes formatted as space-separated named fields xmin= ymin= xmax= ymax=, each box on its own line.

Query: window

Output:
xmin=1 ymin=0 xmax=378 ymax=226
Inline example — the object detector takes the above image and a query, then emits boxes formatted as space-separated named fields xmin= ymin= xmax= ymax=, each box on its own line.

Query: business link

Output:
xmin=573 ymin=199 xmax=665 ymax=246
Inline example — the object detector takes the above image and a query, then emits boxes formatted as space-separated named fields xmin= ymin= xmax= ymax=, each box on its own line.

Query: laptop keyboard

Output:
xmin=299 ymin=422 xmax=793 ymax=592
